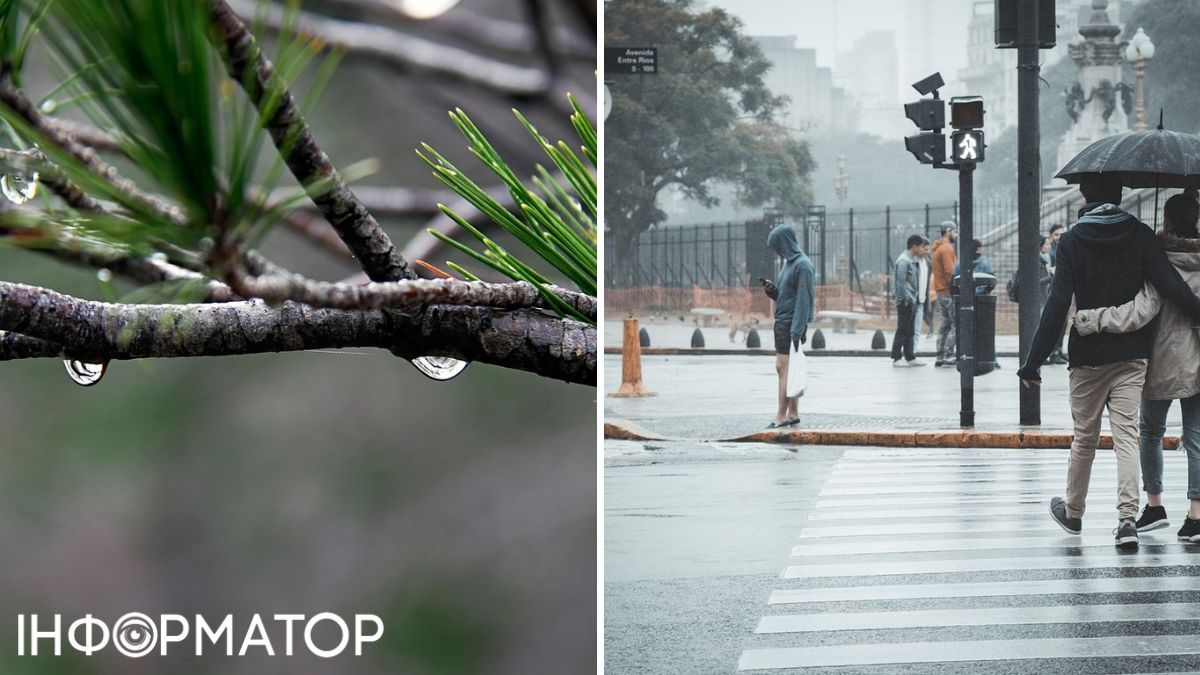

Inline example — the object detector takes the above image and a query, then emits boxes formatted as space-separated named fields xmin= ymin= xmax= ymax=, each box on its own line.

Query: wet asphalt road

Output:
xmin=604 ymin=441 xmax=1200 ymax=674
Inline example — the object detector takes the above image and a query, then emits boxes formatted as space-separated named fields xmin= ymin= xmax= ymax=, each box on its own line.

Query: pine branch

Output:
xmin=399 ymin=184 xmax=516 ymax=265
xmin=0 ymin=282 xmax=595 ymax=385
xmin=0 ymin=70 xmax=188 ymax=225
xmin=209 ymin=0 xmax=413 ymax=282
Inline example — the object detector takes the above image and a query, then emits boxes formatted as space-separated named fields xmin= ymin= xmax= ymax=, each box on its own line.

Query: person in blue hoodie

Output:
xmin=761 ymin=223 xmax=815 ymax=428
xmin=1018 ymin=173 xmax=1200 ymax=550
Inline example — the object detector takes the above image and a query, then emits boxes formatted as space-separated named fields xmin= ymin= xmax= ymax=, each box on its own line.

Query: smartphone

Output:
xmin=758 ymin=277 xmax=768 ymax=285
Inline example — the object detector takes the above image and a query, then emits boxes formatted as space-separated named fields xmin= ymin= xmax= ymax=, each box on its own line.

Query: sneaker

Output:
xmin=934 ymin=360 xmax=946 ymax=367
xmin=1049 ymin=497 xmax=1081 ymax=535
xmin=1114 ymin=519 xmax=1139 ymax=549
xmin=1135 ymin=504 xmax=1169 ymax=532
xmin=893 ymin=359 xmax=908 ymax=368
xmin=1178 ymin=517 xmax=1200 ymax=542
xmin=908 ymin=359 xmax=927 ymax=367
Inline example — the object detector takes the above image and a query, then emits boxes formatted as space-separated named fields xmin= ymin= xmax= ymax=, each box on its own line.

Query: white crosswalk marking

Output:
xmin=739 ymin=448 xmax=1200 ymax=671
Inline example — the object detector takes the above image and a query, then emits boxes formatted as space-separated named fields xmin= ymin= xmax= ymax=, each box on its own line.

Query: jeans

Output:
xmin=1138 ymin=395 xmax=1200 ymax=500
xmin=892 ymin=302 xmax=916 ymax=361
xmin=936 ymin=295 xmax=956 ymax=361
xmin=914 ymin=304 xmax=924 ymax=338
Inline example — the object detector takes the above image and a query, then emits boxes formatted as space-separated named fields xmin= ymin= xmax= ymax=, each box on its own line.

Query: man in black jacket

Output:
xmin=1017 ymin=174 xmax=1200 ymax=549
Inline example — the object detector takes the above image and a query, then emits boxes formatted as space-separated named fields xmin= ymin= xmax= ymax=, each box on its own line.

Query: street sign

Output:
xmin=994 ymin=0 xmax=1056 ymax=49
xmin=606 ymin=47 xmax=657 ymax=75
xmin=952 ymin=130 xmax=985 ymax=163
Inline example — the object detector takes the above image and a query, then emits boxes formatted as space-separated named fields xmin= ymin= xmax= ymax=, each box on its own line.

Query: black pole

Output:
xmin=819 ymin=214 xmax=827 ymax=285
xmin=959 ymin=163 xmax=976 ymax=428
xmin=1017 ymin=0 xmax=1041 ymax=425
xmin=849 ymin=208 xmax=856 ymax=292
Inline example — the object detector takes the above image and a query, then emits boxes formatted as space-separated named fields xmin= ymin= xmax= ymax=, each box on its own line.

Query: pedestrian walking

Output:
xmin=892 ymin=234 xmax=929 ymax=367
xmin=931 ymin=222 xmax=957 ymax=367
xmin=1072 ymin=192 xmax=1200 ymax=543
xmin=1048 ymin=224 xmax=1069 ymax=364
xmin=953 ymin=239 xmax=994 ymax=294
xmin=1017 ymin=174 xmax=1200 ymax=549
xmin=913 ymin=236 xmax=932 ymax=343
xmin=761 ymin=223 xmax=815 ymax=428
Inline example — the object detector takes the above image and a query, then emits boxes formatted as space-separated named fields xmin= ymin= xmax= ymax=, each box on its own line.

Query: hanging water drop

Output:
xmin=410 ymin=356 xmax=469 ymax=381
xmin=63 ymin=359 xmax=108 ymax=386
xmin=97 ymin=268 xmax=113 ymax=283
xmin=391 ymin=0 xmax=462 ymax=20
xmin=1 ymin=172 xmax=39 ymax=205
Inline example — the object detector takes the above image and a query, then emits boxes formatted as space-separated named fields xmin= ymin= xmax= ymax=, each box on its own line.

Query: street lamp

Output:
xmin=1124 ymin=27 xmax=1155 ymax=131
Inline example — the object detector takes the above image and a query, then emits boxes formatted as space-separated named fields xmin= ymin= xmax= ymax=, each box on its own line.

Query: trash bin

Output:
xmin=951 ymin=273 xmax=998 ymax=376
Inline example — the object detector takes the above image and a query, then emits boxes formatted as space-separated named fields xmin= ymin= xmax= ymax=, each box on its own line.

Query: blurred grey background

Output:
xmin=0 ymin=0 xmax=597 ymax=672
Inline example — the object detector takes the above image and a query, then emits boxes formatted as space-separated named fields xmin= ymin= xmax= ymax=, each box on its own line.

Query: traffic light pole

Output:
xmin=958 ymin=163 xmax=976 ymax=428
xmin=1017 ymin=0 xmax=1042 ymax=425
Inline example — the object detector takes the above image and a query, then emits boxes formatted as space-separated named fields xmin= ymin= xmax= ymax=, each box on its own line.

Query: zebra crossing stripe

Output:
xmin=807 ymin=504 xmax=1058 ymax=520
xmin=737 ymin=634 xmax=1200 ymax=670
xmin=768 ymin=576 xmax=1200 ymax=604
xmin=814 ymin=493 xmax=1046 ymax=508
xmin=755 ymin=602 xmax=1200 ymax=634
xmin=819 ymin=481 xmax=1128 ymax=497
xmin=789 ymin=534 xmax=1184 ymax=557
xmin=783 ymin=553 xmax=1200 ymax=579
xmin=799 ymin=521 xmax=1128 ymax=538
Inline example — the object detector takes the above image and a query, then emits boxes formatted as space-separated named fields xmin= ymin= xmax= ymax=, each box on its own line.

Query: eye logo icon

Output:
xmin=113 ymin=613 xmax=157 ymax=658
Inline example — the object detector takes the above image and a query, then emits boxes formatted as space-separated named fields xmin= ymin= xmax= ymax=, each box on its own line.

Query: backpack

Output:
xmin=1006 ymin=273 xmax=1019 ymax=303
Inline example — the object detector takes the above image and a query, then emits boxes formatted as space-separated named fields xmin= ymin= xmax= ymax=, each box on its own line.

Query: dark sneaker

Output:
xmin=1050 ymin=497 xmax=1082 ymax=535
xmin=1135 ymin=504 xmax=1169 ymax=532
xmin=1178 ymin=517 xmax=1200 ymax=542
xmin=1114 ymin=519 xmax=1139 ymax=549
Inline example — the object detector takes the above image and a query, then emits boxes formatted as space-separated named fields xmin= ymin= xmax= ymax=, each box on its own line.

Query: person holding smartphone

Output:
xmin=761 ymin=223 xmax=815 ymax=428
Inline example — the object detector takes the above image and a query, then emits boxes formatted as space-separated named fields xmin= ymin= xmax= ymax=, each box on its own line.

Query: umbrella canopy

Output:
xmin=1056 ymin=126 xmax=1200 ymax=189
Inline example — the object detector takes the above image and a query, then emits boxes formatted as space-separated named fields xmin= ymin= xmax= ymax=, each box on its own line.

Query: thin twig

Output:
xmin=230 ymin=251 xmax=595 ymax=319
xmin=228 ymin=0 xmax=551 ymax=96
xmin=210 ymin=0 xmax=413 ymax=282
xmin=0 ymin=281 xmax=596 ymax=384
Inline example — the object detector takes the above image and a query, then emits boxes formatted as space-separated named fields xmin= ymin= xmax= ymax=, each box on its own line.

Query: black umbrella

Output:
xmin=1056 ymin=115 xmax=1200 ymax=228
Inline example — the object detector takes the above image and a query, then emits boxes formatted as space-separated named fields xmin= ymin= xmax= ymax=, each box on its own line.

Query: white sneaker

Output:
xmin=893 ymin=359 xmax=908 ymax=368
xmin=909 ymin=359 xmax=927 ymax=367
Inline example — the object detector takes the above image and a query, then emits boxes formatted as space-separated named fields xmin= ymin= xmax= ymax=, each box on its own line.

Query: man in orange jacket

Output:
xmin=931 ymin=221 xmax=958 ymax=367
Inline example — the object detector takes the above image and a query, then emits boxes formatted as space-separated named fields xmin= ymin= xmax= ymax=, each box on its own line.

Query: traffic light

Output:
xmin=949 ymin=97 xmax=985 ymax=164
xmin=906 ymin=134 xmax=945 ymax=164
xmin=903 ymin=74 xmax=946 ymax=165
xmin=950 ymin=96 xmax=985 ymax=129
xmin=952 ymin=130 xmax=985 ymax=163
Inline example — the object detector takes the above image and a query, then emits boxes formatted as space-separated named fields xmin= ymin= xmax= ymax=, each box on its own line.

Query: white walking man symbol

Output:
xmin=958 ymin=134 xmax=979 ymax=160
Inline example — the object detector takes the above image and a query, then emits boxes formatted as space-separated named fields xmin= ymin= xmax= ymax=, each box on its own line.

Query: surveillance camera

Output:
xmin=911 ymin=72 xmax=945 ymax=97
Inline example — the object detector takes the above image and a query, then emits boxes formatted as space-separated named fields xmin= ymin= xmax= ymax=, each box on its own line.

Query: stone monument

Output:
xmin=1054 ymin=0 xmax=1133 ymax=183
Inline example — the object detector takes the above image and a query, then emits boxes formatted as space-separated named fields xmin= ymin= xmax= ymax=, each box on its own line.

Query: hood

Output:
xmin=1161 ymin=232 xmax=1200 ymax=271
xmin=932 ymin=239 xmax=951 ymax=254
xmin=1069 ymin=203 xmax=1145 ymax=254
xmin=767 ymin=223 xmax=802 ymax=260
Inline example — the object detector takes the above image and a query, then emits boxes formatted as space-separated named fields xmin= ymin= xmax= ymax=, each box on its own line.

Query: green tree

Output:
xmin=604 ymin=0 xmax=814 ymax=284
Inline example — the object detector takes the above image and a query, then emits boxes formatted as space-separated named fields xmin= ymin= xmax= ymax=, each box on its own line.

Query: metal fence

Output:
xmin=607 ymin=189 xmax=1170 ymax=320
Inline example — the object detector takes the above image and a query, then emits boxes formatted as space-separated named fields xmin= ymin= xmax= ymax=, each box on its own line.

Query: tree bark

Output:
xmin=0 ymin=282 xmax=595 ymax=385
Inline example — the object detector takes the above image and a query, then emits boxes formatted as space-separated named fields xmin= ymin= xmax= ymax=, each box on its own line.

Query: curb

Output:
xmin=604 ymin=347 xmax=1022 ymax=358
xmin=603 ymin=419 xmax=1181 ymax=450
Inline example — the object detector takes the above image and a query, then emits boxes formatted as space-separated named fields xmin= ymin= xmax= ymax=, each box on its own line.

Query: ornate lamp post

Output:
xmin=1124 ymin=27 xmax=1155 ymax=131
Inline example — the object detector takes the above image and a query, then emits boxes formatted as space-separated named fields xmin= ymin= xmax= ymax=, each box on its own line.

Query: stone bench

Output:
xmin=816 ymin=310 xmax=873 ymax=333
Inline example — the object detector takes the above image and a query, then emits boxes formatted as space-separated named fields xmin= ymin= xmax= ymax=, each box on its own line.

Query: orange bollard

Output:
xmin=610 ymin=317 xmax=655 ymax=397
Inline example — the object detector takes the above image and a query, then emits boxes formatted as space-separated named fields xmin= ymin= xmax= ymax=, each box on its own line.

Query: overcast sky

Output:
xmin=698 ymin=0 xmax=908 ymax=69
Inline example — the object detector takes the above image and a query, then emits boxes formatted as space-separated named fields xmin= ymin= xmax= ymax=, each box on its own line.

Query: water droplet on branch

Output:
xmin=63 ymin=359 xmax=108 ymax=386
xmin=97 ymin=268 xmax=113 ymax=283
xmin=410 ymin=356 xmax=468 ymax=381
xmin=1 ymin=172 xmax=40 ymax=205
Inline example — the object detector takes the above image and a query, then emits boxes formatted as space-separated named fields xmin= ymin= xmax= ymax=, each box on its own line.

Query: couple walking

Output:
xmin=1018 ymin=175 xmax=1200 ymax=548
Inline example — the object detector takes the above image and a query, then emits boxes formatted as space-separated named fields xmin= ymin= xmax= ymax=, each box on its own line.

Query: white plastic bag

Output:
xmin=786 ymin=341 xmax=807 ymax=398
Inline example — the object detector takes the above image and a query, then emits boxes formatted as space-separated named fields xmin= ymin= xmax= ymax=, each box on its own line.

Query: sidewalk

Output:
xmin=604 ymin=352 xmax=1185 ymax=448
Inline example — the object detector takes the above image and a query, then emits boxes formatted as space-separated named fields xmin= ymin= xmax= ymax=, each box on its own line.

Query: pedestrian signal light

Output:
xmin=905 ymin=133 xmax=946 ymax=165
xmin=950 ymin=96 xmax=985 ymax=129
xmin=952 ymin=130 xmax=985 ymax=164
